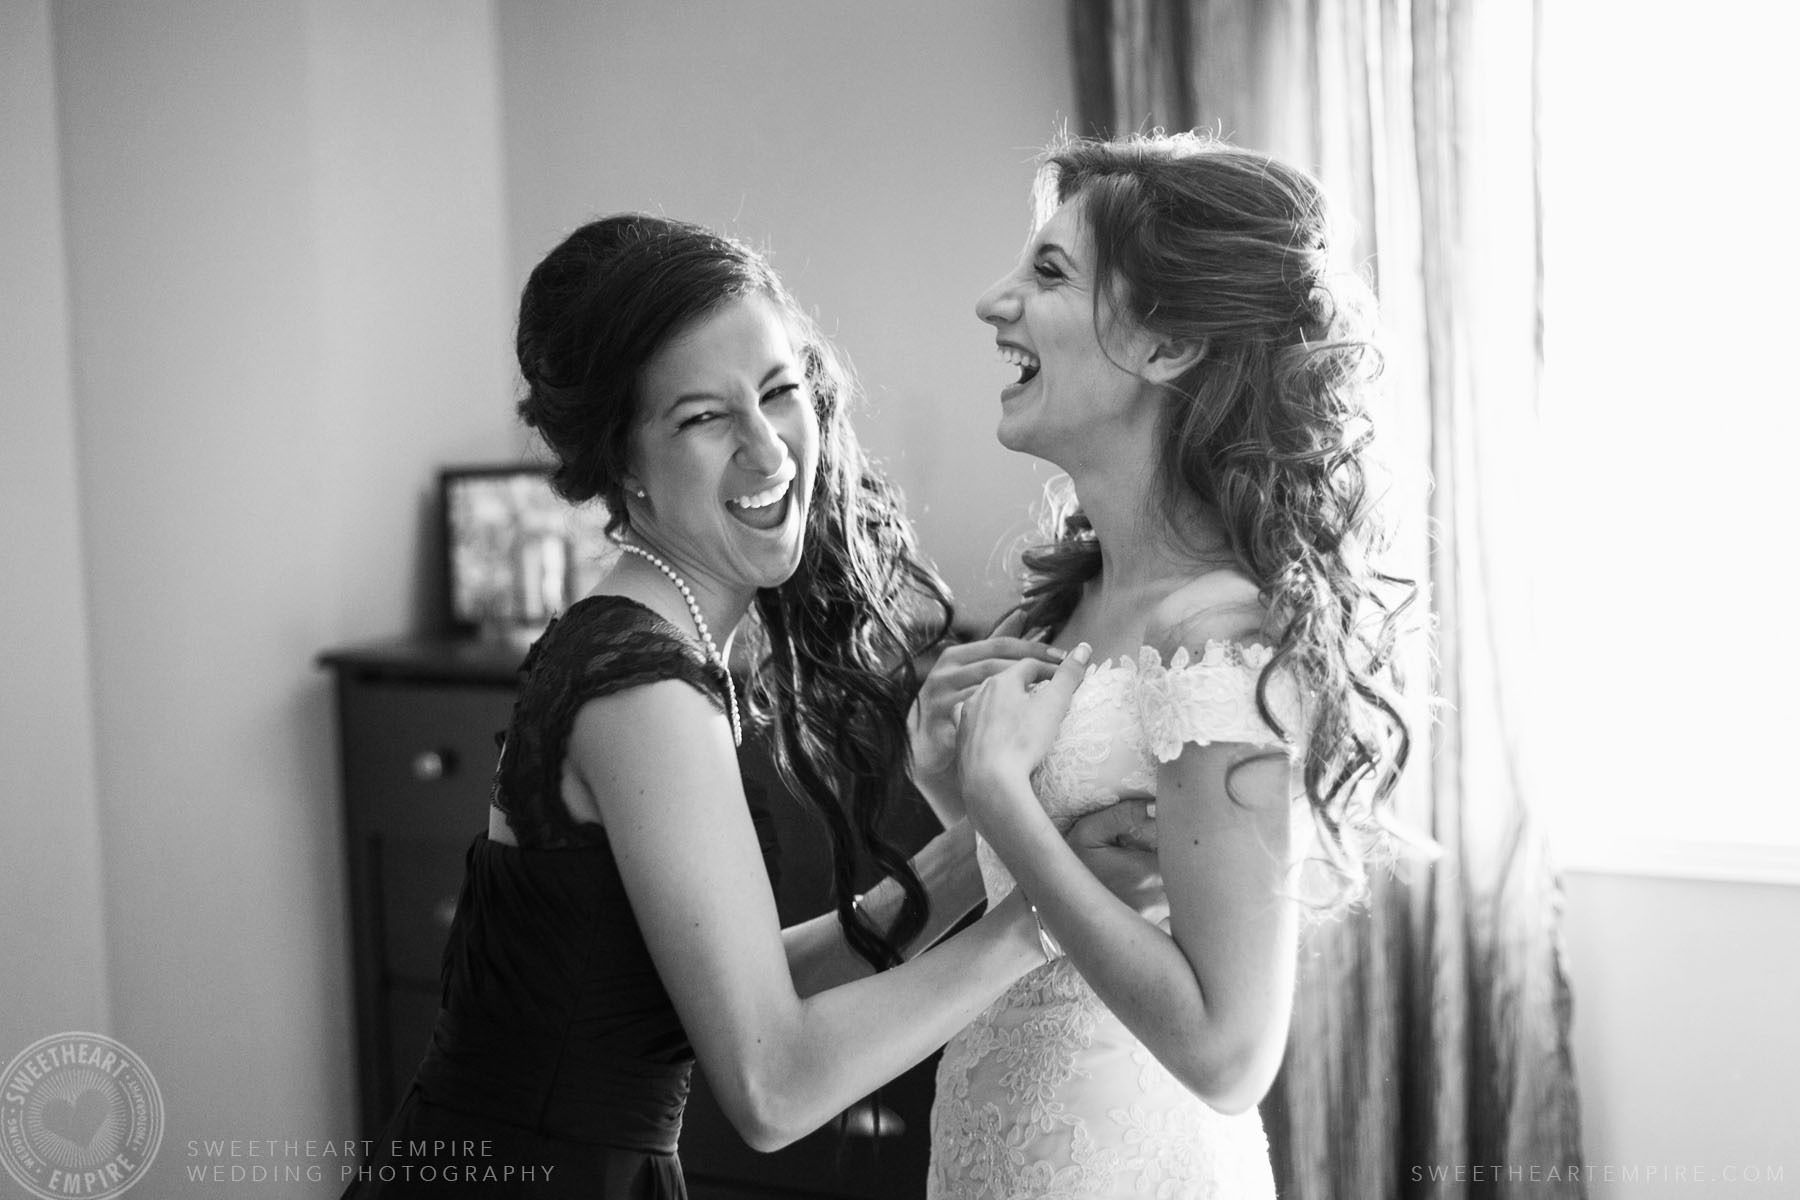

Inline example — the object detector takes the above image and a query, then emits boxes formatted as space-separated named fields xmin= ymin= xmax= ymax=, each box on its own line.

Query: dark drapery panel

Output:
xmin=1068 ymin=2 xmax=1584 ymax=1196
xmin=1069 ymin=0 xmax=1196 ymax=136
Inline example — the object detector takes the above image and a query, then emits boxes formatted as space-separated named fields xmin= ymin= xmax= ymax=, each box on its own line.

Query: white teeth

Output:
xmin=998 ymin=344 xmax=1040 ymax=375
xmin=729 ymin=477 xmax=791 ymax=510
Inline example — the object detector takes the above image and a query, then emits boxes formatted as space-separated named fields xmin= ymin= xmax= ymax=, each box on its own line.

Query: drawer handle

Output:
xmin=432 ymin=897 xmax=458 ymax=929
xmin=411 ymin=750 xmax=455 ymax=782
xmin=833 ymin=1098 xmax=905 ymax=1139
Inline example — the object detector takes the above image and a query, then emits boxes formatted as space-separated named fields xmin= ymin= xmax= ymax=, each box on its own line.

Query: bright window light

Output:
xmin=1537 ymin=2 xmax=1800 ymax=867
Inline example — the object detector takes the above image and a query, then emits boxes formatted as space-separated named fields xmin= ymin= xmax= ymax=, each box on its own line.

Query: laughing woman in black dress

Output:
xmin=343 ymin=214 xmax=1161 ymax=1198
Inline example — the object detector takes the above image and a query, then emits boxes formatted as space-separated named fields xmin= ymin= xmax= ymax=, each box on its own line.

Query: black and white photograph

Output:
xmin=3 ymin=2 xmax=1794 ymax=1198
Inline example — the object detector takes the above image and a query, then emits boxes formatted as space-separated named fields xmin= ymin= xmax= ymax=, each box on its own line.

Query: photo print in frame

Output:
xmin=440 ymin=464 xmax=618 ymax=636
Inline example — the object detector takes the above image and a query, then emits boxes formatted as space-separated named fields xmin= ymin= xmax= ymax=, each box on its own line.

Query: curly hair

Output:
xmin=517 ymin=214 xmax=952 ymax=968
xmin=1014 ymin=133 xmax=1420 ymax=906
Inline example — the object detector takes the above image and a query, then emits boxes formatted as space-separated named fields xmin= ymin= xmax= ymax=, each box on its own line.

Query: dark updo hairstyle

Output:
xmin=517 ymin=214 xmax=952 ymax=968
xmin=1016 ymin=133 xmax=1420 ymax=907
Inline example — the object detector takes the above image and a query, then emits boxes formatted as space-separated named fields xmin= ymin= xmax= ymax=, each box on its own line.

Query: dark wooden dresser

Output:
xmin=320 ymin=636 xmax=943 ymax=1199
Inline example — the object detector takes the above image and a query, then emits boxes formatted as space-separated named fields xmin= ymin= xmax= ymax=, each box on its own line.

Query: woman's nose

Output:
xmin=735 ymin=409 xmax=788 ymax=475
xmin=975 ymin=270 xmax=1021 ymax=326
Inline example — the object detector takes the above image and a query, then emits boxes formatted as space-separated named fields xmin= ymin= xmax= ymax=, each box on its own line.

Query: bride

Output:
xmin=910 ymin=132 xmax=1420 ymax=1198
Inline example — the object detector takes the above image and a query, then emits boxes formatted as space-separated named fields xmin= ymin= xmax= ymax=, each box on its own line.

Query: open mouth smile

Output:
xmin=999 ymin=342 xmax=1040 ymax=387
xmin=724 ymin=464 xmax=798 ymax=531
xmin=728 ymin=477 xmax=791 ymax=510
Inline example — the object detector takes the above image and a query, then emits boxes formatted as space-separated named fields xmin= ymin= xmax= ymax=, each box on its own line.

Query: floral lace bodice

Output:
xmin=929 ymin=642 xmax=1297 ymax=1200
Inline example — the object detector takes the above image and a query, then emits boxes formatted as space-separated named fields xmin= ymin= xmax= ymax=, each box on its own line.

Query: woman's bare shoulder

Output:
xmin=1146 ymin=568 xmax=1267 ymax=652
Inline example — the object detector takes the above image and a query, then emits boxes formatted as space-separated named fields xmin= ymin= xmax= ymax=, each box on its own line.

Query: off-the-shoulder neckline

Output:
xmin=1081 ymin=639 xmax=1274 ymax=676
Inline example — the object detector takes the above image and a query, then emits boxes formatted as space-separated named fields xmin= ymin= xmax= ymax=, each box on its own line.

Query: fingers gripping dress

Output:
xmin=927 ymin=643 xmax=1299 ymax=1200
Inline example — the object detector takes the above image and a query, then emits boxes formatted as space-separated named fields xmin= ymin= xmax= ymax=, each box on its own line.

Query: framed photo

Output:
xmin=440 ymin=464 xmax=618 ymax=635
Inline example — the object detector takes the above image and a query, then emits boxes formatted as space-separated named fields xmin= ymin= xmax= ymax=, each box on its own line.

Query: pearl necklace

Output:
xmin=613 ymin=538 xmax=742 ymax=747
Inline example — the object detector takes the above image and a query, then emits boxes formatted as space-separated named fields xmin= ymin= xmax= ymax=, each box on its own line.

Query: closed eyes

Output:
xmin=676 ymin=382 xmax=802 ymax=430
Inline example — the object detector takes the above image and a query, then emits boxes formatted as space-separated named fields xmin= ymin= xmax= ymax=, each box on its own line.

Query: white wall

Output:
xmin=39 ymin=1 xmax=516 ymax=1194
xmin=497 ymin=0 xmax=1075 ymax=623
xmin=1562 ymin=871 xmax=1800 ymax=1192
xmin=0 ymin=0 xmax=113 ymax=1054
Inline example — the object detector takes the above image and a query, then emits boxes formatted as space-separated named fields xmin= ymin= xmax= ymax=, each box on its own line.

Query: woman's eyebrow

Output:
xmin=671 ymin=363 xmax=795 ymax=409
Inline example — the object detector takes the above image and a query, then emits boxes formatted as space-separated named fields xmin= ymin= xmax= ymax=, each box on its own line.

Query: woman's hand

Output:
xmin=908 ymin=611 xmax=1064 ymax=822
xmin=1066 ymin=799 xmax=1169 ymax=927
xmin=955 ymin=642 xmax=1093 ymax=836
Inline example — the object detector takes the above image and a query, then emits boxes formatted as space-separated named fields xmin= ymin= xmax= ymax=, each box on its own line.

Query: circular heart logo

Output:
xmin=41 ymin=1086 xmax=114 ymax=1149
xmin=1 ymin=1032 xmax=163 ymax=1200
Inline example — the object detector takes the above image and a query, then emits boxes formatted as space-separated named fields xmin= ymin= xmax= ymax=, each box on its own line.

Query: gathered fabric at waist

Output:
xmin=416 ymin=1008 xmax=693 ymax=1155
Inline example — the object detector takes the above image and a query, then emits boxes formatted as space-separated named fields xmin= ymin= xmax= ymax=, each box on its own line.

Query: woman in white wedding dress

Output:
xmin=909 ymin=133 xmax=1420 ymax=1199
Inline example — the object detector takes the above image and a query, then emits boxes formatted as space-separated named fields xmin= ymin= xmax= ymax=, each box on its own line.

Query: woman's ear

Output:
xmin=1142 ymin=335 xmax=1207 ymax=385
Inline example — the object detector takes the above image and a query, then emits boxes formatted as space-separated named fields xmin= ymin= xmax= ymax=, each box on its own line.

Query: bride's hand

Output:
xmin=908 ymin=610 xmax=1063 ymax=801
xmin=955 ymin=642 xmax=1093 ymax=829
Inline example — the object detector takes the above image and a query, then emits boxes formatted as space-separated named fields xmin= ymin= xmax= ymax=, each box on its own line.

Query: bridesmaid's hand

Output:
xmin=907 ymin=611 xmax=1063 ymax=808
xmin=1067 ymin=799 xmax=1168 ymax=926
xmin=955 ymin=642 xmax=1093 ymax=831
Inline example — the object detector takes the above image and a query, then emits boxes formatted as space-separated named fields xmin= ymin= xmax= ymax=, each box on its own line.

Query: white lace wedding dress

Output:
xmin=928 ymin=643 xmax=1297 ymax=1200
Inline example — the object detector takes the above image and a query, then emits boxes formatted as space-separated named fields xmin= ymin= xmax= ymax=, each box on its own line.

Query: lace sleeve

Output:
xmin=492 ymin=595 xmax=730 ymax=849
xmin=1131 ymin=642 xmax=1304 ymax=763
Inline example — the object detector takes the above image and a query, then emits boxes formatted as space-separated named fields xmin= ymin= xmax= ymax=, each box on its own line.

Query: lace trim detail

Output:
xmin=1128 ymin=641 xmax=1301 ymax=763
xmin=976 ymin=641 xmax=1299 ymax=907
xmin=934 ymin=639 xmax=1280 ymax=1199
xmin=1031 ymin=659 xmax=1145 ymax=818
xmin=491 ymin=595 xmax=730 ymax=850
xmin=930 ymin=985 xmax=1273 ymax=1199
xmin=930 ymin=970 xmax=1114 ymax=1200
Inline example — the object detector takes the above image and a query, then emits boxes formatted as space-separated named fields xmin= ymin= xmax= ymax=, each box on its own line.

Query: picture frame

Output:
xmin=439 ymin=464 xmax=619 ymax=636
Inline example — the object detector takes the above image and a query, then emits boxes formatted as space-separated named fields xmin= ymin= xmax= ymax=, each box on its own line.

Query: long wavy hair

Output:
xmin=516 ymin=214 xmax=951 ymax=968
xmin=1015 ymin=133 xmax=1420 ymax=906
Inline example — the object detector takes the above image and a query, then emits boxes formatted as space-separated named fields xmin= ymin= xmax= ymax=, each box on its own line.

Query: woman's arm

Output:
xmin=962 ymin=752 xmax=1295 ymax=1114
xmin=572 ymin=681 xmax=1044 ymax=1153
xmin=783 ymin=801 xmax=1167 ymax=995
xmin=956 ymin=616 xmax=1299 ymax=1115
xmin=781 ymin=820 xmax=985 ymax=996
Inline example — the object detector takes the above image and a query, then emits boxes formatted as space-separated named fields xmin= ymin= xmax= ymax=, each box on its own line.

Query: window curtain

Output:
xmin=1067 ymin=2 xmax=1585 ymax=1196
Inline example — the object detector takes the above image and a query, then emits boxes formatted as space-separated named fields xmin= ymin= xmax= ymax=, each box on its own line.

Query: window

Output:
xmin=1537 ymin=2 xmax=1800 ymax=880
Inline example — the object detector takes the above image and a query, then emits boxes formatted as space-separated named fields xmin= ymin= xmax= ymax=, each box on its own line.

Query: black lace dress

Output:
xmin=344 ymin=595 xmax=778 ymax=1199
